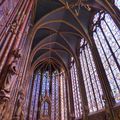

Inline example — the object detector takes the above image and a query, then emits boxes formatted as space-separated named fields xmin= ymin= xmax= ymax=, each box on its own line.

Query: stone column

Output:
xmin=6 ymin=0 xmax=33 ymax=70
xmin=65 ymin=71 xmax=71 ymax=120
xmin=75 ymin=50 xmax=89 ymax=120
xmin=12 ymin=90 xmax=25 ymax=120
xmin=0 ymin=0 xmax=28 ymax=73
xmin=67 ymin=65 xmax=75 ymax=120
xmin=26 ymin=73 xmax=35 ymax=120
xmin=0 ymin=0 xmax=33 ymax=114
xmin=0 ymin=49 xmax=21 ymax=116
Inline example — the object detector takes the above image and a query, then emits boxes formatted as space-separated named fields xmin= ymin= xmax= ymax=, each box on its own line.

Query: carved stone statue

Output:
xmin=0 ymin=49 xmax=21 ymax=104
xmin=13 ymin=90 xmax=25 ymax=120
xmin=102 ymin=94 xmax=111 ymax=120
xmin=40 ymin=90 xmax=51 ymax=120
xmin=81 ymin=105 xmax=89 ymax=120
xmin=0 ymin=59 xmax=18 ymax=116
xmin=12 ymin=48 xmax=21 ymax=59
xmin=0 ymin=60 xmax=18 ymax=104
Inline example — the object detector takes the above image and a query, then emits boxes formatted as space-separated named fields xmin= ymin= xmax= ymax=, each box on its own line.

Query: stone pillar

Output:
xmin=65 ymin=71 xmax=71 ymax=120
xmin=49 ymin=73 xmax=52 ymax=96
xmin=67 ymin=66 xmax=75 ymax=120
xmin=75 ymin=50 xmax=89 ymax=120
xmin=6 ymin=0 xmax=33 ymax=70
xmin=27 ymin=74 xmax=35 ymax=120
xmin=0 ymin=0 xmax=28 ymax=73
xmin=0 ymin=0 xmax=34 ymax=117
xmin=12 ymin=90 xmax=25 ymax=120
xmin=0 ymin=49 xmax=21 ymax=115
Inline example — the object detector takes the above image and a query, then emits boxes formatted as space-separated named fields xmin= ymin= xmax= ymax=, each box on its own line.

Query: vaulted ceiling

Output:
xmin=29 ymin=0 xmax=114 ymax=72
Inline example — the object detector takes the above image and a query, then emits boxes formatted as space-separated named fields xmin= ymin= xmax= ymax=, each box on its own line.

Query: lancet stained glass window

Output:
xmin=60 ymin=71 xmax=68 ymax=120
xmin=79 ymin=38 xmax=104 ymax=113
xmin=30 ymin=72 xmax=41 ymax=120
xmin=41 ymin=71 xmax=50 ymax=97
xmin=41 ymin=101 xmax=49 ymax=116
xmin=29 ymin=69 xmax=68 ymax=120
xmin=70 ymin=58 xmax=82 ymax=118
xmin=93 ymin=11 xmax=120 ymax=103
xmin=51 ymin=71 xmax=60 ymax=120
xmin=115 ymin=0 xmax=120 ymax=9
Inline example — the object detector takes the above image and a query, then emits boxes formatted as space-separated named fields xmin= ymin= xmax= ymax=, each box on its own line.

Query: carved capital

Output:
xmin=8 ymin=60 xmax=18 ymax=75
xmin=9 ymin=20 xmax=18 ymax=33
xmin=0 ymin=59 xmax=18 ymax=104
xmin=0 ymin=90 xmax=10 ymax=105
xmin=12 ymin=48 xmax=22 ymax=59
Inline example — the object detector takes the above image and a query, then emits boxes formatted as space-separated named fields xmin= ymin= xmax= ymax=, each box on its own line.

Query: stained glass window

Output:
xmin=51 ymin=71 xmax=60 ymax=120
xmin=60 ymin=72 xmax=65 ymax=120
xmin=93 ymin=11 xmax=120 ymax=103
xmin=60 ymin=71 xmax=68 ymax=120
xmin=30 ymin=72 xmax=41 ymax=119
xmin=33 ymin=72 xmax=41 ymax=119
xmin=28 ymin=68 xmax=68 ymax=120
xmin=79 ymin=38 xmax=104 ymax=113
xmin=70 ymin=59 xmax=82 ymax=118
xmin=41 ymin=101 xmax=49 ymax=116
xmin=51 ymin=73 xmax=55 ymax=120
xmin=115 ymin=0 xmax=120 ymax=9
xmin=55 ymin=74 xmax=60 ymax=119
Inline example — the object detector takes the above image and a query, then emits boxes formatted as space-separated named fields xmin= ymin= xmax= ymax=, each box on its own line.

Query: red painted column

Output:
xmin=0 ymin=0 xmax=34 ymax=119
xmin=7 ymin=0 xmax=33 ymax=65
xmin=0 ymin=0 xmax=24 ymax=60
xmin=0 ymin=0 xmax=27 ymax=73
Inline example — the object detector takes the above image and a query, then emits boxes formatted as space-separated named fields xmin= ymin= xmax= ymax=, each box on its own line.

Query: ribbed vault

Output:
xmin=29 ymin=0 xmax=115 ymax=72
